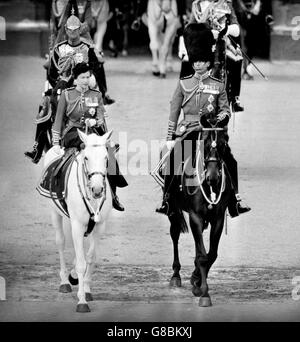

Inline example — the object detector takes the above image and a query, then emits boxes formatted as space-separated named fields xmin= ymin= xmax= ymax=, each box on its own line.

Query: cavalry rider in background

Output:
xmin=156 ymin=23 xmax=251 ymax=217
xmin=132 ymin=0 xmax=187 ymax=29
xmin=49 ymin=0 xmax=94 ymax=50
xmin=52 ymin=62 xmax=127 ymax=211
xmin=25 ymin=10 xmax=114 ymax=164
xmin=179 ymin=0 xmax=244 ymax=112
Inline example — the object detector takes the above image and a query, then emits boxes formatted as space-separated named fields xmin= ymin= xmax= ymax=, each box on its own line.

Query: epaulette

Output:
xmin=66 ymin=86 xmax=76 ymax=91
xmin=80 ymin=37 xmax=93 ymax=47
xmin=55 ymin=40 xmax=68 ymax=48
xmin=88 ymin=88 xmax=100 ymax=93
xmin=209 ymin=75 xmax=223 ymax=84
xmin=179 ymin=74 xmax=193 ymax=80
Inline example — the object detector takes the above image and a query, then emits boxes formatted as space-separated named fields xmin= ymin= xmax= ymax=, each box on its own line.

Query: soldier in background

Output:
xmin=25 ymin=11 xmax=114 ymax=164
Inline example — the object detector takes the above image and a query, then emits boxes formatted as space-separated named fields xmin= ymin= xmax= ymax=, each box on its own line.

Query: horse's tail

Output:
xmin=169 ymin=207 xmax=189 ymax=234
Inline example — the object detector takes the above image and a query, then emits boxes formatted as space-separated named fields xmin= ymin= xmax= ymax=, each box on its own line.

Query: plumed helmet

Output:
xmin=72 ymin=62 xmax=91 ymax=79
xmin=66 ymin=11 xmax=81 ymax=30
xmin=183 ymin=23 xmax=215 ymax=65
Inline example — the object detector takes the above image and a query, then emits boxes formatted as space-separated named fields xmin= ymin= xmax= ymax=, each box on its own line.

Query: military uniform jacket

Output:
xmin=189 ymin=0 xmax=239 ymax=81
xmin=52 ymin=87 xmax=105 ymax=138
xmin=169 ymin=72 xmax=230 ymax=131
xmin=50 ymin=0 xmax=93 ymax=50
xmin=49 ymin=39 xmax=104 ymax=92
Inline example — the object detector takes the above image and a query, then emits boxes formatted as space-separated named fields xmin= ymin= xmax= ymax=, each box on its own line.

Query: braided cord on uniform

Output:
xmin=52 ymin=130 xmax=61 ymax=145
xmin=166 ymin=120 xmax=176 ymax=141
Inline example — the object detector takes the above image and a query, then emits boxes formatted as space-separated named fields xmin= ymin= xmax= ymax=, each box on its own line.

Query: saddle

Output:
xmin=36 ymin=148 xmax=78 ymax=217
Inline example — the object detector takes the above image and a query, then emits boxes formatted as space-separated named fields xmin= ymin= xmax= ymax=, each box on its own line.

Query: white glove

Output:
xmin=85 ymin=118 xmax=97 ymax=127
xmin=53 ymin=145 xmax=62 ymax=155
xmin=211 ymin=29 xmax=219 ymax=40
xmin=89 ymin=119 xmax=97 ymax=127
xmin=217 ymin=112 xmax=229 ymax=121
xmin=166 ymin=140 xmax=176 ymax=150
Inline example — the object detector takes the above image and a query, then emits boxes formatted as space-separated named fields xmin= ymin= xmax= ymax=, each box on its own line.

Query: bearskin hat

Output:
xmin=183 ymin=23 xmax=215 ymax=65
xmin=72 ymin=62 xmax=91 ymax=79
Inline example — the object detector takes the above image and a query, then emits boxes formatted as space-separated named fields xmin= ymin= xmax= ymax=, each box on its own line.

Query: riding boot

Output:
xmin=223 ymin=148 xmax=251 ymax=217
xmin=24 ymin=125 xmax=47 ymax=164
xmin=156 ymin=174 xmax=174 ymax=216
xmin=232 ymin=96 xmax=244 ymax=112
xmin=107 ymin=176 xmax=125 ymax=211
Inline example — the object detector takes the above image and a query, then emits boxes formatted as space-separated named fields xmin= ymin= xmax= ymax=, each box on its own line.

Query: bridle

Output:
xmin=75 ymin=142 xmax=108 ymax=226
xmin=82 ymin=143 xmax=108 ymax=190
xmin=197 ymin=127 xmax=226 ymax=207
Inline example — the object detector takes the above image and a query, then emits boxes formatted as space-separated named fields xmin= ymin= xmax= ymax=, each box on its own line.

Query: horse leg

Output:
xmin=148 ymin=22 xmax=160 ymax=76
xmin=169 ymin=219 xmax=181 ymax=287
xmin=166 ymin=41 xmax=174 ymax=73
xmin=94 ymin=21 xmax=108 ymax=52
xmin=159 ymin=21 xmax=177 ymax=78
xmin=191 ymin=245 xmax=202 ymax=297
xmin=83 ymin=232 xmax=96 ymax=302
xmin=121 ymin=23 xmax=129 ymax=56
xmin=189 ymin=211 xmax=212 ymax=307
xmin=68 ymin=256 xmax=79 ymax=286
xmin=71 ymin=219 xmax=90 ymax=313
xmin=51 ymin=210 xmax=72 ymax=293
xmin=206 ymin=216 xmax=225 ymax=276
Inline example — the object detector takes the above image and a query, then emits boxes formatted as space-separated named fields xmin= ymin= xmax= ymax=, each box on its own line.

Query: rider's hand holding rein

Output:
xmin=166 ymin=120 xmax=176 ymax=151
xmin=52 ymin=130 xmax=62 ymax=155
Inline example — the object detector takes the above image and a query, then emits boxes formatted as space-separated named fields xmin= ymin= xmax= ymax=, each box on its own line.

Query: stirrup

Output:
xmin=156 ymin=201 xmax=169 ymax=215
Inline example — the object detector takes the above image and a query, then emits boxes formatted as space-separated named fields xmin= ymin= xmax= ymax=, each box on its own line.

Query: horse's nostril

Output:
xmin=92 ymin=188 xmax=103 ymax=198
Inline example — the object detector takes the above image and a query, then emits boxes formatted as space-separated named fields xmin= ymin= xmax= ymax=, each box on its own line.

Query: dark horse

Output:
xmin=167 ymin=119 xmax=232 ymax=307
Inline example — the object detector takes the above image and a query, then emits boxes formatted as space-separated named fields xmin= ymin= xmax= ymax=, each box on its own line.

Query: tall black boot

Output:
xmin=24 ymin=127 xmax=47 ymax=164
xmin=223 ymin=149 xmax=251 ymax=217
xmin=107 ymin=176 xmax=125 ymax=211
xmin=156 ymin=174 xmax=174 ymax=216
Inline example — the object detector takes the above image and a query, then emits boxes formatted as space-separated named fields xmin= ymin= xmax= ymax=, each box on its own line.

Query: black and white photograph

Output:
xmin=0 ymin=0 xmax=300 ymax=325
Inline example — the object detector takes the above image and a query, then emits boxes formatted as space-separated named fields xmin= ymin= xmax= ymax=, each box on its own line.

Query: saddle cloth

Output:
xmin=151 ymin=132 xmax=205 ymax=189
xmin=36 ymin=148 xmax=77 ymax=217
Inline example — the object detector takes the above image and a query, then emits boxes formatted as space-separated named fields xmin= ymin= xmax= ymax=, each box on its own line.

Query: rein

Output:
xmin=199 ymin=163 xmax=226 ymax=208
xmin=197 ymin=127 xmax=226 ymax=207
xmin=75 ymin=149 xmax=107 ymax=233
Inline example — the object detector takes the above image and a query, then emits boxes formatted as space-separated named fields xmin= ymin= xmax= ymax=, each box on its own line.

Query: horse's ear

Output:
xmin=77 ymin=129 xmax=87 ymax=144
xmin=103 ymin=130 xmax=113 ymax=143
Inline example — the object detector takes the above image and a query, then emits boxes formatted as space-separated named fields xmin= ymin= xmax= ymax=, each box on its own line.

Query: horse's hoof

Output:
xmin=85 ymin=293 xmax=93 ymax=302
xmin=192 ymin=285 xmax=202 ymax=297
xmin=170 ymin=277 xmax=181 ymax=287
xmin=76 ymin=304 xmax=91 ymax=313
xmin=199 ymin=296 xmax=212 ymax=307
xmin=59 ymin=284 xmax=72 ymax=293
xmin=68 ymin=274 xmax=78 ymax=286
xmin=152 ymin=71 xmax=160 ymax=77
xmin=159 ymin=73 xmax=166 ymax=79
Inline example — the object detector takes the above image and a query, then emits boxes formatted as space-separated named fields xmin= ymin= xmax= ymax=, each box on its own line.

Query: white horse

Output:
xmin=92 ymin=0 xmax=113 ymax=52
xmin=43 ymin=131 xmax=113 ymax=313
xmin=144 ymin=0 xmax=181 ymax=78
